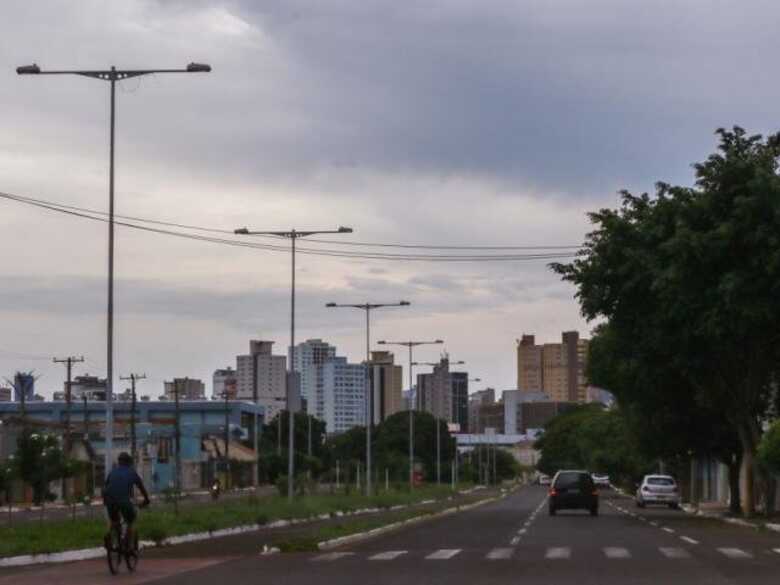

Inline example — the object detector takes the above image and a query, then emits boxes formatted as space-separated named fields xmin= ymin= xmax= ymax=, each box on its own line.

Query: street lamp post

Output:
xmin=235 ymin=226 xmax=352 ymax=500
xmin=326 ymin=301 xmax=411 ymax=495
xmin=376 ymin=339 xmax=443 ymax=490
xmin=18 ymin=61 xmax=211 ymax=477
xmin=412 ymin=359 xmax=465 ymax=485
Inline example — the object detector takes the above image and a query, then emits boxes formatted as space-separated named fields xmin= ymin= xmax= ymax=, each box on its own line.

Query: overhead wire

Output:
xmin=0 ymin=191 xmax=579 ymax=262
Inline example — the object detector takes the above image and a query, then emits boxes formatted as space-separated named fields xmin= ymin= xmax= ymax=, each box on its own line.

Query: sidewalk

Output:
xmin=681 ymin=501 xmax=780 ymax=533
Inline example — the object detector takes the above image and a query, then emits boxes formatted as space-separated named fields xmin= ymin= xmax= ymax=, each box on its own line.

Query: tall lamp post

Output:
xmin=17 ymin=61 xmax=211 ymax=477
xmin=235 ymin=226 xmax=352 ymax=500
xmin=326 ymin=301 xmax=411 ymax=495
xmin=376 ymin=339 xmax=443 ymax=489
xmin=412 ymin=359 xmax=465 ymax=485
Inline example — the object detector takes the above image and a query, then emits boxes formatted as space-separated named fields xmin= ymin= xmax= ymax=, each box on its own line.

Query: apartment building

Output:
xmin=368 ymin=351 xmax=403 ymax=424
xmin=163 ymin=378 xmax=206 ymax=401
xmin=236 ymin=340 xmax=287 ymax=422
xmin=516 ymin=331 xmax=589 ymax=403
xmin=212 ymin=367 xmax=238 ymax=400
xmin=323 ymin=357 xmax=366 ymax=434
xmin=291 ymin=339 xmax=336 ymax=419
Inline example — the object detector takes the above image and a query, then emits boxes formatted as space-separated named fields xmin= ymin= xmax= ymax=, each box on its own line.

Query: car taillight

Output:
xmin=549 ymin=488 xmax=557 ymax=497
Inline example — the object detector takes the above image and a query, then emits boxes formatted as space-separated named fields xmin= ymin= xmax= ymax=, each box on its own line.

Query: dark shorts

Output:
xmin=105 ymin=501 xmax=137 ymax=525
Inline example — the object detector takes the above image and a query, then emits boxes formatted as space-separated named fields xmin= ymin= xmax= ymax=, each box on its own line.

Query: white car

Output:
xmin=592 ymin=474 xmax=611 ymax=488
xmin=636 ymin=475 xmax=680 ymax=508
xmin=537 ymin=473 xmax=551 ymax=486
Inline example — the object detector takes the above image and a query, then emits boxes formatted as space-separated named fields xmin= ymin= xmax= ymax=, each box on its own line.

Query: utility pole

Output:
xmin=221 ymin=389 xmax=230 ymax=489
xmin=53 ymin=356 xmax=84 ymax=458
xmin=173 ymin=378 xmax=183 ymax=510
xmin=120 ymin=373 xmax=145 ymax=464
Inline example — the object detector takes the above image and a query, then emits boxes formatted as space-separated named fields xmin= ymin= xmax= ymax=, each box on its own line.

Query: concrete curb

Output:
xmin=0 ymin=487 xmax=487 ymax=568
xmin=317 ymin=487 xmax=518 ymax=550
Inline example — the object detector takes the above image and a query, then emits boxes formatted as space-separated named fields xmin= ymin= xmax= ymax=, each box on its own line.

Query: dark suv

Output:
xmin=548 ymin=470 xmax=599 ymax=516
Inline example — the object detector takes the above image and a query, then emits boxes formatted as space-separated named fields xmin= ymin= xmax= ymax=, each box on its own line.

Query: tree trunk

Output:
xmin=741 ymin=442 xmax=756 ymax=517
xmin=728 ymin=457 xmax=742 ymax=516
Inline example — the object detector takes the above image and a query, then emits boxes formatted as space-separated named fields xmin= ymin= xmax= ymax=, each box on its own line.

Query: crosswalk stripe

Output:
xmin=680 ymin=536 xmax=699 ymax=545
xmin=662 ymin=527 xmax=675 ymax=534
xmin=717 ymin=547 xmax=752 ymax=559
xmin=486 ymin=548 xmax=514 ymax=560
xmin=659 ymin=547 xmax=691 ymax=559
xmin=426 ymin=549 xmax=461 ymax=560
xmin=312 ymin=552 xmax=355 ymax=562
xmin=545 ymin=547 xmax=571 ymax=559
xmin=369 ymin=551 xmax=407 ymax=560
xmin=604 ymin=547 xmax=631 ymax=559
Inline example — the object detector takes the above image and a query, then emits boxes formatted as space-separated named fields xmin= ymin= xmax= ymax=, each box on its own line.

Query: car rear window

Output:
xmin=555 ymin=472 xmax=592 ymax=488
xmin=647 ymin=477 xmax=675 ymax=486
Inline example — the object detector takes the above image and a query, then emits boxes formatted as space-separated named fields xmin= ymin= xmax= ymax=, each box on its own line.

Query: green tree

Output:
xmin=553 ymin=127 xmax=780 ymax=516
xmin=14 ymin=431 xmax=72 ymax=504
xmin=757 ymin=420 xmax=780 ymax=475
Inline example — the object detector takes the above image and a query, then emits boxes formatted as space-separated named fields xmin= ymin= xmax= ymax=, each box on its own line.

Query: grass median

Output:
xmin=0 ymin=484 xmax=472 ymax=558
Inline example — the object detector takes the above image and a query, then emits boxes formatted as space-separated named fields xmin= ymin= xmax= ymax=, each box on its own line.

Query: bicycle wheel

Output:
xmin=105 ymin=526 xmax=122 ymax=575
xmin=125 ymin=531 xmax=139 ymax=572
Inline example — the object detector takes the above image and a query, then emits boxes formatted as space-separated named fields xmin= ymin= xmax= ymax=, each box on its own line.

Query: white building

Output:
xmin=323 ymin=357 xmax=366 ymax=434
xmin=236 ymin=340 xmax=287 ymax=422
xmin=290 ymin=339 xmax=336 ymax=419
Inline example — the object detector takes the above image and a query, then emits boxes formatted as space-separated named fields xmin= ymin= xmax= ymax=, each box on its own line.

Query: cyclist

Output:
xmin=102 ymin=452 xmax=150 ymax=550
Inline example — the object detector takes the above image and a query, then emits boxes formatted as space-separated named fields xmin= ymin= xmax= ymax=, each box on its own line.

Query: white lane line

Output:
xmin=604 ymin=547 xmax=631 ymax=559
xmin=486 ymin=548 xmax=514 ymax=560
xmin=680 ymin=536 xmax=699 ymax=545
xmin=312 ymin=552 xmax=355 ymax=562
xmin=638 ymin=517 xmax=647 ymax=522
xmin=659 ymin=547 xmax=691 ymax=559
xmin=662 ymin=527 xmax=676 ymax=534
xmin=717 ymin=547 xmax=753 ymax=559
xmin=517 ymin=528 xmax=527 ymax=535
xmin=510 ymin=536 xmax=520 ymax=545
xmin=546 ymin=547 xmax=571 ymax=560
xmin=649 ymin=521 xmax=659 ymax=527
xmin=772 ymin=548 xmax=780 ymax=555
xmin=426 ymin=549 xmax=461 ymax=560
xmin=369 ymin=550 xmax=407 ymax=560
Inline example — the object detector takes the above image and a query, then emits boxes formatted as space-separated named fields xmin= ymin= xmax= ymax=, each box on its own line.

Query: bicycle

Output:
xmin=104 ymin=501 xmax=147 ymax=575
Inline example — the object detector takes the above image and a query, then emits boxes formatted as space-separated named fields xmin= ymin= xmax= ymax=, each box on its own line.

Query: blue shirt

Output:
xmin=104 ymin=465 xmax=144 ymax=504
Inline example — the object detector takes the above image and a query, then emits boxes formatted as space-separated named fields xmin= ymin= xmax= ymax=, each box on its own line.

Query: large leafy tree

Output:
xmin=553 ymin=127 xmax=780 ymax=515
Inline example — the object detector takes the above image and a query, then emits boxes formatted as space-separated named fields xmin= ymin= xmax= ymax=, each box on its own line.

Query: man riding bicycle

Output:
xmin=103 ymin=452 xmax=150 ymax=548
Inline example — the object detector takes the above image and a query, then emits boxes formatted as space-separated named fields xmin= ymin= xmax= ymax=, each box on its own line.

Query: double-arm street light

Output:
xmin=376 ymin=339 xmax=443 ymax=490
xmin=17 ymin=61 xmax=211 ymax=476
xmin=412 ymin=359 xmax=465 ymax=485
xmin=235 ymin=226 xmax=353 ymax=500
xmin=326 ymin=301 xmax=411 ymax=495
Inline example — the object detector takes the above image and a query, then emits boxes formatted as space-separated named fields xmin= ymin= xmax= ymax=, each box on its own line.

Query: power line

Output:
xmin=0 ymin=191 xmax=579 ymax=262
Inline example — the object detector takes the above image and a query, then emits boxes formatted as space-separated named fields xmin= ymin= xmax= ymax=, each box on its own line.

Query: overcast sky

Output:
xmin=1 ymin=0 xmax=779 ymax=399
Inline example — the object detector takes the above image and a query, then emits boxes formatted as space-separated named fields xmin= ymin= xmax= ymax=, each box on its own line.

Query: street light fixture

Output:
xmin=326 ymin=301 xmax=411 ymax=495
xmin=413 ymin=359 xmax=465 ymax=485
xmin=234 ymin=226 xmax=353 ymax=501
xmin=17 ymin=61 xmax=211 ymax=477
xmin=377 ymin=339 xmax=443 ymax=489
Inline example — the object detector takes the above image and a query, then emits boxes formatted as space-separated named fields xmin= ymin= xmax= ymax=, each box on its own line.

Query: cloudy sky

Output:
xmin=1 ymin=0 xmax=778 ymax=399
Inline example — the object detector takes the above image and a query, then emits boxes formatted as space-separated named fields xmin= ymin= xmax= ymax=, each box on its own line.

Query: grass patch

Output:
xmin=0 ymin=484 xmax=462 ymax=558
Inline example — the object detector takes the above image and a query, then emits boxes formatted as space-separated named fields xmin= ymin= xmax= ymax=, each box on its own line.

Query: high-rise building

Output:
xmin=516 ymin=331 xmax=589 ymax=403
xmin=323 ymin=356 xmax=366 ymax=434
xmin=450 ymin=372 xmax=469 ymax=432
xmin=502 ymin=389 xmax=551 ymax=434
xmin=163 ymin=378 xmax=206 ymax=401
xmin=368 ymin=351 xmax=403 ymax=424
xmin=468 ymin=387 xmax=495 ymax=433
xmin=416 ymin=356 xmax=459 ymax=423
xmin=236 ymin=340 xmax=287 ymax=422
xmin=291 ymin=339 xmax=337 ymax=419
xmin=473 ymin=402 xmax=505 ymax=434
xmin=516 ymin=335 xmax=543 ymax=391
xmin=212 ymin=367 xmax=237 ymax=400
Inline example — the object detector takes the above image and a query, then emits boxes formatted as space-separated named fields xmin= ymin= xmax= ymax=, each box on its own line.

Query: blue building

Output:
xmin=0 ymin=400 xmax=264 ymax=494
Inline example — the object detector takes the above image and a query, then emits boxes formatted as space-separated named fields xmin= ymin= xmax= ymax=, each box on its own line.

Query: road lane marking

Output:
xmin=772 ymin=548 xmax=780 ymax=555
xmin=510 ymin=536 xmax=520 ymax=545
xmin=545 ymin=547 xmax=571 ymax=559
xmin=517 ymin=528 xmax=527 ymax=535
xmin=680 ymin=536 xmax=699 ymax=545
xmin=604 ymin=547 xmax=631 ymax=559
xmin=486 ymin=548 xmax=514 ymax=560
xmin=312 ymin=552 xmax=355 ymax=562
xmin=649 ymin=521 xmax=659 ymax=527
xmin=426 ymin=549 xmax=461 ymax=560
xmin=717 ymin=548 xmax=752 ymax=559
xmin=369 ymin=551 xmax=407 ymax=560
xmin=659 ymin=547 xmax=691 ymax=559
xmin=662 ymin=527 xmax=675 ymax=534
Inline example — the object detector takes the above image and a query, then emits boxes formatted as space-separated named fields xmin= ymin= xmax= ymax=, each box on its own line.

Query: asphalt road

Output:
xmin=3 ymin=486 xmax=780 ymax=584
